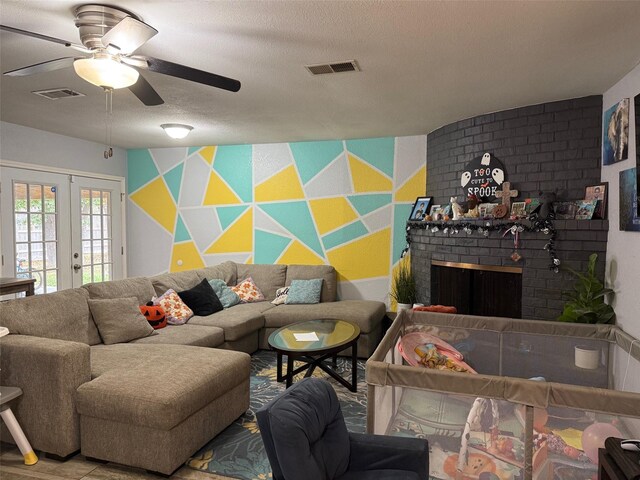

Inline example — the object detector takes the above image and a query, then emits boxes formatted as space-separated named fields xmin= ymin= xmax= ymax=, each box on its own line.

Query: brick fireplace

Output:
xmin=411 ymin=95 xmax=609 ymax=321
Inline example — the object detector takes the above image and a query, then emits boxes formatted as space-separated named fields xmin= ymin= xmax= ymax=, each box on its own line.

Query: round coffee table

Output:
xmin=268 ymin=319 xmax=360 ymax=392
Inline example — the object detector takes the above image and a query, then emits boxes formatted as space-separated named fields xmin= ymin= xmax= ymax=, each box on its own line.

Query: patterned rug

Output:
xmin=186 ymin=350 xmax=367 ymax=480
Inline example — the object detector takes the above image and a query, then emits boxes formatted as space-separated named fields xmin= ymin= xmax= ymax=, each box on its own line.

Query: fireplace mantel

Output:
xmin=408 ymin=219 xmax=608 ymax=320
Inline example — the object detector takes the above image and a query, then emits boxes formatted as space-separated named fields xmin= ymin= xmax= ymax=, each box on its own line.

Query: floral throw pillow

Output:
xmin=271 ymin=286 xmax=290 ymax=305
xmin=152 ymin=289 xmax=193 ymax=325
xmin=231 ymin=277 xmax=265 ymax=303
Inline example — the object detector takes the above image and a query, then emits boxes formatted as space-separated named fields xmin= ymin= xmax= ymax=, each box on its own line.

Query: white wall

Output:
xmin=602 ymin=63 xmax=640 ymax=397
xmin=0 ymin=121 xmax=126 ymax=177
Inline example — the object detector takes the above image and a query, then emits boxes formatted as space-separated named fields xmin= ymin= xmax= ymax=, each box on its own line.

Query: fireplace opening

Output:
xmin=431 ymin=261 xmax=522 ymax=318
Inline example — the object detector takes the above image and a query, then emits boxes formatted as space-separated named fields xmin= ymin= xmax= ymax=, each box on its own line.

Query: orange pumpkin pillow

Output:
xmin=139 ymin=302 xmax=167 ymax=329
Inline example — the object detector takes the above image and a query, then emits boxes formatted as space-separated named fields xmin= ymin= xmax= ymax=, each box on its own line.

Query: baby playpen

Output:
xmin=366 ymin=310 xmax=640 ymax=480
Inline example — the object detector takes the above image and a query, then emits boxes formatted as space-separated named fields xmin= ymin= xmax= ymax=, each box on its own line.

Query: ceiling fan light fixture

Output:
xmin=161 ymin=123 xmax=193 ymax=139
xmin=73 ymin=55 xmax=139 ymax=89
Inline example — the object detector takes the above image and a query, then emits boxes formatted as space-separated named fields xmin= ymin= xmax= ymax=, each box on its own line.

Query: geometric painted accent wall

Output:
xmin=127 ymin=135 xmax=426 ymax=303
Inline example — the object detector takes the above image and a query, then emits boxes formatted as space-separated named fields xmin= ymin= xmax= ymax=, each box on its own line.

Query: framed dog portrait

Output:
xmin=409 ymin=197 xmax=432 ymax=221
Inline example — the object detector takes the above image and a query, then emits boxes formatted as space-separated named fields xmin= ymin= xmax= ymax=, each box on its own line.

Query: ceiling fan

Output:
xmin=0 ymin=4 xmax=241 ymax=106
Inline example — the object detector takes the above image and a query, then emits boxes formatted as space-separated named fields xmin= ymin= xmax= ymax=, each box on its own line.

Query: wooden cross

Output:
xmin=495 ymin=182 xmax=518 ymax=210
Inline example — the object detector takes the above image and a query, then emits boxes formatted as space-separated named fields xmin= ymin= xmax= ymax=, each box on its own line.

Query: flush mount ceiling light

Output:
xmin=161 ymin=123 xmax=193 ymax=139
xmin=73 ymin=53 xmax=139 ymax=89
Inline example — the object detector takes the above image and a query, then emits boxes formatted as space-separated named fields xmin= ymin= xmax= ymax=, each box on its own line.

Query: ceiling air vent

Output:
xmin=32 ymin=88 xmax=85 ymax=100
xmin=305 ymin=60 xmax=360 ymax=75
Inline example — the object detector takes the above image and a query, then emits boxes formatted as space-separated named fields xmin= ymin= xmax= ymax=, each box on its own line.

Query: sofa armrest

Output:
xmin=0 ymin=335 xmax=91 ymax=456
xmin=347 ymin=432 xmax=429 ymax=476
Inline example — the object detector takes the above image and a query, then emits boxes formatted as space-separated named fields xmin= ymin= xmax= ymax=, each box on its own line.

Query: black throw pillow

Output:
xmin=177 ymin=278 xmax=223 ymax=316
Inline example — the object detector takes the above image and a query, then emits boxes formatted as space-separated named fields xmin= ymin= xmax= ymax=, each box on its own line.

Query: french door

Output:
xmin=0 ymin=166 xmax=124 ymax=295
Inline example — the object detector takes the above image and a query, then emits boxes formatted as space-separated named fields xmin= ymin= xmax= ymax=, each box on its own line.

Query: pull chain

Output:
xmin=104 ymin=87 xmax=113 ymax=159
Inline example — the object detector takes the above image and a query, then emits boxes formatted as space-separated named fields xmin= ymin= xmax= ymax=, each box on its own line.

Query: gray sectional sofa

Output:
xmin=0 ymin=261 xmax=385 ymax=474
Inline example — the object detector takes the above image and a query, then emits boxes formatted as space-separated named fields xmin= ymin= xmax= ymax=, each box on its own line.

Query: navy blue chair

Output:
xmin=256 ymin=378 xmax=429 ymax=480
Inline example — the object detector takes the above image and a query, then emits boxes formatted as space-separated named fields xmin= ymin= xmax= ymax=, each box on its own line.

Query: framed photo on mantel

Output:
xmin=409 ymin=196 xmax=432 ymax=221
xmin=584 ymin=183 xmax=608 ymax=219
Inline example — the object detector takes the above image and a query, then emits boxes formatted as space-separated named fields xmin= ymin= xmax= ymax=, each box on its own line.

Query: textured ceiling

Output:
xmin=1 ymin=1 xmax=640 ymax=149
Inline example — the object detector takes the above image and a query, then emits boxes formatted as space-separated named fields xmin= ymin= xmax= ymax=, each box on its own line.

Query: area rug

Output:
xmin=186 ymin=350 xmax=367 ymax=480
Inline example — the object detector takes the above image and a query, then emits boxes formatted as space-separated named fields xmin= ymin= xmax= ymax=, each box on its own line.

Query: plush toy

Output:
xmin=451 ymin=196 xmax=464 ymax=220
xmin=532 ymin=191 xmax=556 ymax=219
xmin=139 ymin=302 xmax=167 ymax=329
xmin=464 ymin=194 xmax=480 ymax=218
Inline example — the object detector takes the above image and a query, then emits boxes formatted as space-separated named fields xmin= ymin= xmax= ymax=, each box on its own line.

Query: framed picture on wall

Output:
xmin=584 ymin=183 xmax=608 ymax=219
xmin=409 ymin=197 xmax=432 ymax=221
xmin=602 ymin=98 xmax=630 ymax=165
xmin=635 ymin=94 xmax=640 ymax=215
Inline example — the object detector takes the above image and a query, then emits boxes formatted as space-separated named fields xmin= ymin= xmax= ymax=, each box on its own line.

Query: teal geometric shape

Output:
xmin=213 ymin=145 xmax=253 ymax=202
xmin=259 ymin=202 xmax=323 ymax=257
xmin=254 ymin=230 xmax=291 ymax=264
xmin=290 ymin=140 xmax=344 ymax=184
xmin=322 ymin=220 xmax=368 ymax=251
xmin=188 ymin=146 xmax=201 ymax=156
xmin=217 ymin=205 xmax=249 ymax=231
xmin=163 ymin=163 xmax=183 ymax=202
xmin=393 ymin=204 xmax=412 ymax=262
xmin=127 ymin=149 xmax=159 ymax=194
xmin=346 ymin=137 xmax=395 ymax=178
xmin=174 ymin=215 xmax=191 ymax=242
xmin=348 ymin=194 xmax=392 ymax=216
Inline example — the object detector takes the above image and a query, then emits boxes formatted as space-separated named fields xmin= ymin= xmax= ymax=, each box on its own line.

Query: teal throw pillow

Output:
xmin=285 ymin=278 xmax=323 ymax=305
xmin=208 ymin=279 xmax=241 ymax=308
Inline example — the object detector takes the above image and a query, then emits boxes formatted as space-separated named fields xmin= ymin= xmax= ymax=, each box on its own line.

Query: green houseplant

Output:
xmin=390 ymin=256 xmax=417 ymax=310
xmin=557 ymin=253 xmax=615 ymax=324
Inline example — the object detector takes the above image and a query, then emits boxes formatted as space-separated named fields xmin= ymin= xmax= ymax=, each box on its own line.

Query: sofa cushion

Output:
xmin=208 ymin=279 xmax=241 ymax=308
xmin=152 ymin=289 xmax=193 ymax=325
xmin=150 ymin=270 xmax=201 ymax=297
xmin=189 ymin=302 xmax=272 ymax=341
xmin=271 ymin=286 xmax=290 ymax=305
xmin=88 ymin=297 xmax=155 ymax=345
xmin=127 ymin=324 xmax=224 ymax=348
xmin=236 ymin=264 xmax=286 ymax=301
xmin=197 ymin=261 xmax=237 ymax=285
xmin=232 ymin=277 xmax=266 ymax=303
xmin=0 ymin=288 xmax=92 ymax=344
xmin=285 ymin=265 xmax=337 ymax=302
xmin=84 ymin=277 xmax=156 ymax=305
xmin=77 ymin=344 xmax=250 ymax=431
xmin=177 ymin=279 xmax=223 ymax=316
xmin=263 ymin=300 xmax=386 ymax=334
xmin=285 ymin=279 xmax=323 ymax=304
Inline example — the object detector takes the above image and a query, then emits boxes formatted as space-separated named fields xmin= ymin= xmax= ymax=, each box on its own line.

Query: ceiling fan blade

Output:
xmin=144 ymin=57 xmax=241 ymax=92
xmin=3 ymin=57 xmax=77 ymax=76
xmin=121 ymin=55 xmax=149 ymax=69
xmin=101 ymin=16 xmax=157 ymax=55
xmin=128 ymin=74 xmax=164 ymax=106
xmin=0 ymin=25 xmax=91 ymax=53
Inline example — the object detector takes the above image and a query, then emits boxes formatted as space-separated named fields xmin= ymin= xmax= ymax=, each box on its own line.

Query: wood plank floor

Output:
xmin=0 ymin=444 xmax=235 ymax=480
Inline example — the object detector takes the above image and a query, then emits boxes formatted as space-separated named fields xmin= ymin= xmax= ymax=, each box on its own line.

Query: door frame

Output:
xmin=0 ymin=159 xmax=127 ymax=279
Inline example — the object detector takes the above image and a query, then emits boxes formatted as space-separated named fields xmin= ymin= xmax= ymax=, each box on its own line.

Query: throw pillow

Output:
xmin=231 ymin=277 xmax=265 ymax=303
xmin=177 ymin=279 xmax=223 ymax=316
xmin=285 ymin=279 xmax=323 ymax=305
xmin=88 ymin=297 xmax=155 ymax=345
xmin=208 ymin=279 xmax=241 ymax=308
xmin=271 ymin=286 xmax=290 ymax=305
xmin=139 ymin=302 xmax=167 ymax=329
xmin=152 ymin=289 xmax=194 ymax=325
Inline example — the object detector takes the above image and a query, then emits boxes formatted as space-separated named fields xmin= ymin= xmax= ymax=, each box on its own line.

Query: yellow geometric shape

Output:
xmin=278 ymin=240 xmax=325 ymax=265
xmin=395 ymin=165 xmax=427 ymax=201
xmin=255 ymin=165 xmax=305 ymax=202
xmin=309 ymin=197 xmax=358 ymax=235
xmin=170 ymin=241 xmax=205 ymax=272
xmin=205 ymin=207 xmax=253 ymax=253
xmin=327 ymin=228 xmax=390 ymax=281
xmin=348 ymin=154 xmax=393 ymax=193
xmin=130 ymin=177 xmax=177 ymax=233
xmin=203 ymin=171 xmax=241 ymax=205
xmin=200 ymin=146 xmax=217 ymax=165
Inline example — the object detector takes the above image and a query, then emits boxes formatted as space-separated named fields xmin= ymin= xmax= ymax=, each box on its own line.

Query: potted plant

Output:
xmin=390 ymin=256 xmax=417 ymax=312
xmin=557 ymin=253 xmax=615 ymax=324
